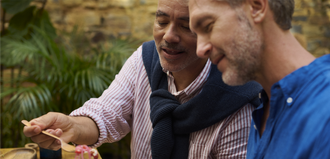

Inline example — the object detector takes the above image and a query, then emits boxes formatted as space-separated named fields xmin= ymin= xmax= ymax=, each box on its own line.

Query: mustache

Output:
xmin=159 ymin=42 xmax=187 ymax=52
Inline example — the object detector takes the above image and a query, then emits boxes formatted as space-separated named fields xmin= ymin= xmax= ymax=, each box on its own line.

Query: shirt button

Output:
xmin=287 ymin=97 xmax=293 ymax=103
xmin=254 ymin=125 xmax=257 ymax=130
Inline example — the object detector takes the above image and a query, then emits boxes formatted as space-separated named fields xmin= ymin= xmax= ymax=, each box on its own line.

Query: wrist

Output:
xmin=69 ymin=116 xmax=99 ymax=145
xmin=68 ymin=116 xmax=81 ymax=144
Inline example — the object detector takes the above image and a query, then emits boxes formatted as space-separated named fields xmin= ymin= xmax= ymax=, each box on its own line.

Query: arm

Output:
xmin=23 ymin=46 xmax=143 ymax=150
xmin=213 ymin=104 xmax=254 ymax=159
xmin=69 ymin=46 xmax=143 ymax=147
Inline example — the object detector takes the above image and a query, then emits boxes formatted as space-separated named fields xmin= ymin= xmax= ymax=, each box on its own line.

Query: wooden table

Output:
xmin=0 ymin=146 xmax=102 ymax=159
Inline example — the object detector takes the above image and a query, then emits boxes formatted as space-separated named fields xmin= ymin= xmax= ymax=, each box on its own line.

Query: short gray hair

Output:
xmin=219 ymin=0 xmax=294 ymax=30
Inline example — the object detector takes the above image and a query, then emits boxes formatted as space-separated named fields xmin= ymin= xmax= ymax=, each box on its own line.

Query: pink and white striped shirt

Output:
xmin=70 ymin=45 xmax=254 ymax=159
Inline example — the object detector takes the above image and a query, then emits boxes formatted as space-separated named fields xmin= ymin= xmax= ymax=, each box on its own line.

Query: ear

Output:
xmin=248 ymin=0 xmax=268 ymax=23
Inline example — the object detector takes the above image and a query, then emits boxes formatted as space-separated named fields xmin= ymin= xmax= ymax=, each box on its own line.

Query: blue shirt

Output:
xmin=247 ymin=54 xmax=330 ymax=159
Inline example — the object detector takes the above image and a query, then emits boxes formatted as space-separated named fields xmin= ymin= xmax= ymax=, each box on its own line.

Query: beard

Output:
xmin=222 ymin=13 xmax=264 ymax=86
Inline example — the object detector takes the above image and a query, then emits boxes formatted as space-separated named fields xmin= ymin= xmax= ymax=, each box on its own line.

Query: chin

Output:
xmin=159 ymin=60 xmax=184 ymax=73
xmin=222 ymin=71 xmax=249 ymax=86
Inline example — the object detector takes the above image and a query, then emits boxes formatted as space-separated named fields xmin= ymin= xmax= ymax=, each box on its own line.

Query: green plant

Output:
xmin=1 ymin=23 xmax=140 ymax=148
xmin=1 ymin=0 xmax=56 ymax=148
xmin=1 ymin=2 xmax=142 ymax=158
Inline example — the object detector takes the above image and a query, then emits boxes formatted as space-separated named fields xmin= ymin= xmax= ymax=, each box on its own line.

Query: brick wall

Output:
xmin=2 ymin=0 xmax=330 ymax=56
xmin=292 ymin=0 xmax=330 ymax=56
xmin=39 ymin=0 xmax=157 ymax=42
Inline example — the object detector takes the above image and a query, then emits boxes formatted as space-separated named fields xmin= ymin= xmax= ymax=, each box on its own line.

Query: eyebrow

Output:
xmin=156 ymin=10 xmax=190 ymax=22
xmin=156 ymin=10 xmax=169 ymax=17
xmin=192 ymin=15 xmax=213 ymax=30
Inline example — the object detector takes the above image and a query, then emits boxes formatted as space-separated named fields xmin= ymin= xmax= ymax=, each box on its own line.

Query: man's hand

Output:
xmin=23 ymin=112 xmax=99 ymax=150
xmin=23 ymin=112 xmax=75 ymax=150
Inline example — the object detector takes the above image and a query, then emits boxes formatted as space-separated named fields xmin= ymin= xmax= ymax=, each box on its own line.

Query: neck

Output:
xmin=256 ymin=24 xmax=315 ymax=98
xmin=172 ymin=59 xmax=208 ymax=91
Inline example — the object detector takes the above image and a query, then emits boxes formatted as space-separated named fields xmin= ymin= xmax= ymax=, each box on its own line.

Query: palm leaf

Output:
xmin=5 ymin=84 xmax=52 ymax=119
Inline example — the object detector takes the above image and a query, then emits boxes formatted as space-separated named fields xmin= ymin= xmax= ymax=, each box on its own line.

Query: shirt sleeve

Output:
xmin=70 ymin=46 xmax=143 ymax=147
xmin=212 ymin=103 xmax=254 ymax=159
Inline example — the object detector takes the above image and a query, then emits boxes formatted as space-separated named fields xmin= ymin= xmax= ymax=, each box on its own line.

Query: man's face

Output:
xmin=153 ymin=0 xmax=206 ymax=73
xmin=189 ymin=0 xmax=264 ymax=85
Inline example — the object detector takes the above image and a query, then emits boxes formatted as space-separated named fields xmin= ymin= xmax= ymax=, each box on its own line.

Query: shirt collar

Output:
xmin=163 ymin=59 xmax=211 ymax=97
xmin=259 ymin=89 xmax=269 ymax=107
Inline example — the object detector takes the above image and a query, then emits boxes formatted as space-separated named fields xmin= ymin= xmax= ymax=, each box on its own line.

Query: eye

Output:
xmin=157 ymin=21 xmax=168 ymax=26
xmin=182 ymin=25 xmax=190 ymax=30
xmin=204 ymin=22 xmax=214 ymax=33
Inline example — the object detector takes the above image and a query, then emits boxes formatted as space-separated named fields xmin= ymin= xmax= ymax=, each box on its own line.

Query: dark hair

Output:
xmin=220 ymin=0 xmax=294 ymax=30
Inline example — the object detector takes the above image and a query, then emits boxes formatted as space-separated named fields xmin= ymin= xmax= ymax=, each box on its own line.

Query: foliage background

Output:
xmin=0 ymin=0 xmax=144 ymax=158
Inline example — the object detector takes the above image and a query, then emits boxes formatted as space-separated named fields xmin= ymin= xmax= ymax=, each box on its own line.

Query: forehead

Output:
xmin=189 ymin=0 xmax=219 ymax=11
xmin=189 ymin=0 xmax=234 ymax=19
xmin=158 ymin=0 xmax=189 ymax=16
xmin=189 ymin=0 xmax=216 ymax=21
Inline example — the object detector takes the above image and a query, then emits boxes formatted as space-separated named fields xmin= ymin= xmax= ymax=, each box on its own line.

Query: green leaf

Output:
xmin=0 ymin=36 xmax=39 ymax=66
xmin=32 ymin=10 xmax=57 ymax=39
xmin=7 ymin=6 xmax=36 ymax=37
xmin=1 ymin=0 xmax=33 ymax=14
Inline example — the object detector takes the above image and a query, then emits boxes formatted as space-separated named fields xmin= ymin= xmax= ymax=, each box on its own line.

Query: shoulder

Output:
xmin=126 ymin=45 xmax=143 ymax=69
xmin=141 ymin=40 xmax=156 ymax=57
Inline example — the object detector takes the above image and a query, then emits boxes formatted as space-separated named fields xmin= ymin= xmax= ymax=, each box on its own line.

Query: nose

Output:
xmin=163 ymin=24 xmax=180 ymax=43
xmin=196 ymin=36 xmax=212 ymax=58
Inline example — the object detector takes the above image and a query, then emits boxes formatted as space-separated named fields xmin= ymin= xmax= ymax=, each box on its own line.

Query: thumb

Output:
xmin=30 ymin=112 xmax=58 ymax=130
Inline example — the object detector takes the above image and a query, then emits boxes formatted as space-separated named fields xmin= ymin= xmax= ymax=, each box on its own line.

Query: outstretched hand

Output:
xmin=23 ymin=112 xmax=76 ymax=150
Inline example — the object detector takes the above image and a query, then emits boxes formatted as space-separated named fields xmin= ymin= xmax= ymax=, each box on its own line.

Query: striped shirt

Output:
xmin=70 ymin=45 xmax=254 ymax=159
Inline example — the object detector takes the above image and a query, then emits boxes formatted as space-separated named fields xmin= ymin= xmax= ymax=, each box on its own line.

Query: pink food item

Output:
xmin=75 ymin=145 xmax=98 ymax=159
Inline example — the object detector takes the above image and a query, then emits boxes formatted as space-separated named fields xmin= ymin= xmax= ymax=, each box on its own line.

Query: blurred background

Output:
xmin=0 ymin=0 xmax=329 ymax=158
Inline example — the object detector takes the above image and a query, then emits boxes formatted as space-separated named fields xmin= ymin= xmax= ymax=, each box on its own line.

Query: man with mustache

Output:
xmin=189 ymin=0 xmax=330 ymax=158
xmin=23 ymin=0 xmax=262 ymax=158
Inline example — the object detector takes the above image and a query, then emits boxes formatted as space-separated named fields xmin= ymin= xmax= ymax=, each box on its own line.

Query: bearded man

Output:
xmin=189 ymin=0 xmax=330 ymax=158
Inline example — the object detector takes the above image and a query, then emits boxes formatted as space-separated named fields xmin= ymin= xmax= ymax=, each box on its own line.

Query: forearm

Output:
xmin=70 ymin=116 xmax=99 ymax=145
xmin=68 ymin=48 xmax=141 ymax=145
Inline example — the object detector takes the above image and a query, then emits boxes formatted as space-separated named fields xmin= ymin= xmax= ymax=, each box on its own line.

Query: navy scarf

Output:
xmin=142 ymin=40 xmax=262 ymax=159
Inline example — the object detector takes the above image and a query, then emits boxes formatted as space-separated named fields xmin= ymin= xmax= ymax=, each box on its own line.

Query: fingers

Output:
xmin=23 ymin=112 xmax=61 ymax=137
xmin=32 ymin=129 xmax=62 ymax=150
xmin=30 ymin=112 xmax=60 ymax=130
xmin=22 ymin=112 xmax=71 ymax=150
xmin=23 ymin=124 xmax=42 ymax=137
xmin=22 ymin=112 xmax=78 ymax=149
xmin=45 ymin=139 xmax=61 ymax=151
